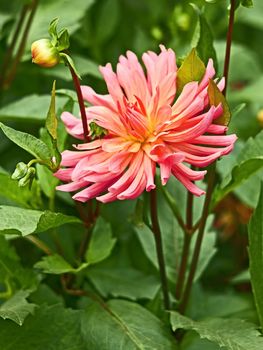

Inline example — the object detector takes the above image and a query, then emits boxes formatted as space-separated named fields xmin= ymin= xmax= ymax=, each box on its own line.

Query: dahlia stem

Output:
xmin=68 ymin=65 xmax=90 ymax=142
xmin=175 ymin=191 xmax=194 ymax=300
xmin=179 ymin=163 xmax=216 ymax=314
xmin=223 ymin=0 xmax=236 ymax=97
xmin=178 ymin=0 xmax=236 ymax=314
xmin=150 ymin=189 xmax=170 ymax=310
xmin=3 ymin=0 xmax=38 ymax=90
xmin=26 ymin=235 xmax=53 ymax=255
xmin=0 ymin=4 xmax=29 ymax=91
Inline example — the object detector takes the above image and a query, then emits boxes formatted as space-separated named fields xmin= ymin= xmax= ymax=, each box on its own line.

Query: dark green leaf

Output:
xmin=0 ymin=123 xmax=52 ymax=165
xmin=81 ymin=299 xmax=177 ymax=349
xmin=0 ymin=304 xmax=86 ymax=350
xmin=170 ymin=312 xmax=263 ymax=350
xmin=87 ymin=266 xmax=160 ymax=300
xmin=248 ymin=182 xmax=263 ymax=329
xmin=85 ymin=217 xmax=116 ymax=265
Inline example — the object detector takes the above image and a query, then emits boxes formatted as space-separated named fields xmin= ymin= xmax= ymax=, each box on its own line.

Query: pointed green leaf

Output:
xmin=176 ymin=48 xmax=206 ymax=94
xmin=57 ymin=28 xmax=70 ymax=51
xmin=170 ymin=312 xmax=263 ymax=350
xmin=0 ymin=123 xmax=52 ymax=165
xmin=208 ymin=79 xmax=231 ymax=126
xmin=0 ymin=205 xmax=81 ymax=236
xmin=248 ymin=182 xmax=263 ymax=329
xmin=0 ymin=290 xmax=36 ymax=326
xmin=81 ymin=299 xmax=177 ymax=349
xmin=0 ymin=304 xmax=86 ymax=350
xmin=45 ymin=81 xmax=57 ymax=141
xmin=85 ymin=217 xmax=116 ymax=265
xmin=34 ymin=254 xmax=88 ymax=275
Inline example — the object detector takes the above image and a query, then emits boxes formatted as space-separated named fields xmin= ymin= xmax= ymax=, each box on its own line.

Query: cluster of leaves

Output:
xmin=0 ymin=0 xmax=263 ymax=349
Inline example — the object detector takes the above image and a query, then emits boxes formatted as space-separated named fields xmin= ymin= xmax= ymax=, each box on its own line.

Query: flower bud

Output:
xmin=257 ymin=109 xmax=263 ymax=127
xmin=18 ymin=167 xmax=36 ymax=188
xmin=31 ymin=39 xmax=60 ymax=68
xmin=11 ymin=162 xmax=28 ymax=180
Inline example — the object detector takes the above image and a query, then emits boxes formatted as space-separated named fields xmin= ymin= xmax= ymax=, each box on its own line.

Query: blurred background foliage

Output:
xmin=0 ymin=1 xmax=263 ymax=347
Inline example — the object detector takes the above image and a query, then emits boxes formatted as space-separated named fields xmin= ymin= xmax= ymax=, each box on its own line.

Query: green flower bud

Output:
xmin=31 ymin=39 xmax=60 ymax=68
xmin=18 ymin=167 xmax=36 ymax=188
xmin=11 ymin=162 xmax=28 ymax=180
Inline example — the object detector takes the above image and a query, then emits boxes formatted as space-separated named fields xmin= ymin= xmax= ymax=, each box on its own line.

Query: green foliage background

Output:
xmin=0 ymin=0 xmax=263 ymax=349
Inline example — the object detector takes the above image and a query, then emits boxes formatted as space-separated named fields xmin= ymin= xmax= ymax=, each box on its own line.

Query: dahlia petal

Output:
xmin=73 ymin=181 xmax=112 ymax=202
xmin=54 ymin=168 xmax=73 ymax=181
xmin=172 ymin=81 xmax=198 ymax=115
xmin=81 ymin=86 xmax=116 ymax=111
xmin=198 ymin=59 xmax=215 ymax=92
xmin=56 ymin=180 xmax=88 ymax=192
xmin=61 ymin=112 xmax=84 ymax=139
xmin=172 ymin=168 xmax=205 ymax=196
xmin=191 ymin=134 xmax=237 ymax=146
xmin=143 ymin=155 xmax=156 ymax=191
xmin=207 ymin=124 xmax=228 ymax=134
xmin=60 ymin=150 xmax=91 ymax=167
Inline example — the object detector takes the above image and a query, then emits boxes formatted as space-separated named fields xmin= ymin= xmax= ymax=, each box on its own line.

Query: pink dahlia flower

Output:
xmin=55 ymin=45 xmax=236 ymax=203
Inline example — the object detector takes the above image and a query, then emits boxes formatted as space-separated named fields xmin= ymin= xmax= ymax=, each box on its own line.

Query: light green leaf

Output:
xmin=34 ymin=254 xmax=88 ymax=275
xmin=0 ymin=95 xmax=67 ymax=123
xmin=208 ymin=79 xmax=231 ymax=126
xmin=214 ymin=130 xmax=263 ymax=204
xmin=0 ymin=290 xmax=36 ymax=326
xmin=87 ymin=266 xmax=160 ymax=300
xmin=81 ymin=299 xmax=177 ymax=349
xmin=95 ymin=0 xmax=120 ymax=44
xmin=170 ymin=312 xmax=263 ymax=350
xmin=0 ymin=205 xmax=81 ymax=236
xmin=0 ymin=304 xmax=86 ymax=350
xmin=85 ymin=217 xmax=116 ymax=265
xmin=176 ymin=48 xmax=206 ymax=94
xmin=248 ymin=182 xmax=263 ymax=329
xmin=0 ymin=123 xmax=52 ymax=165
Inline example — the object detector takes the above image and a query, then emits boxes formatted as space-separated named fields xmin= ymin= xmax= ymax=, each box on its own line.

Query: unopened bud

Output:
xmin=18 ymin=167 xmax=36 ymax=188
xmin=31 ymin=39 xmax=60 ymax=68
xmin=11 ymin=162 xmax=28 ymax=180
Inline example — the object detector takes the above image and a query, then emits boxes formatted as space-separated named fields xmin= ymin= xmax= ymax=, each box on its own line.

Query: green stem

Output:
xmin=179 ymin=163 xmax=216 ymax=314
xmin=26 ymin=235 xmax=53 ymax=255
xmin=0 ymin=4 xmax=29 ymax=91
xmin=68 ymin=65 xmax=90 ymax=142
xmin=175 ymin=191 xmax=194 ymax=300
xmin=223 ymin=0 xmax=236 ymax=97
xmin=3 ymin=0 xmax=38 ymax=89
xmin=150 ymin=189 xmax=170 ymax=310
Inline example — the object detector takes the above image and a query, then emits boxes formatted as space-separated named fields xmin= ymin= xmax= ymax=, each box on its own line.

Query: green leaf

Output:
xmin=48 ymin=17 xmax=59 ymax=46
xmin=248 ymin=182 xmax=263 ymax=329
xmin=60 ymin=52 xmax=81 ymax=79
xmin=85 ymin=217 xmax=116 ymax=265
xmin=0 ymin=304 xmax=86 ymax=350
xmin=95 ymin=0 xmax=120 ymax=44
xmin=45 ymin=81 xmax=58 ymax=141
xmin=57 ymin=28 xmax=70 ymax=51
xmin=0 ymin=95 xmax=68 ymax=123
xmin=0 ymin=123 xmax=52 ymax=166
xmin=176 ymin=48 xmax=206 ymax=94
xmin=36 ymin=164 xmax=59 ymax=199
xmin=0 ymin=172 xmax=41 ymax=209
xmin=214 ymin=131 xmax=263 ymax=203
xmin=208 ymin=79 xmax=231 ymax=126
xmin=191 ymin=5 xmax=218 ymax=70
xmin=241 ymin=0 xmax=253 ymax=8
xmin=0 ymin=205 xmax=81 ymax=236
xmin=34 ymin=254 xmax=88 ymax=275
xmin=81 ymin=299 xmax=177 ymax=349
xmin=170 ymin=312 xmax=263 ymax=350
xmin=87 ymin=266 xmax=160 ymax=300
xmin=0 ymin=290 xmax=36 ymax=326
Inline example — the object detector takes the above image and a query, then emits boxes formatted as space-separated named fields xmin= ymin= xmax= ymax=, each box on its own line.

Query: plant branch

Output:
xmin=68 ymin=65 xmax=90 ymax=141
xmin=0 ymin=4 xmax=29 ymax=91
xmin=179 ymin=163 xmax=216 ymax=314
xmin=150 ymin=189 xmax=170 ymax=310
xmin=26 ymin=235 xmax=53 ymax=255
xmin=223 ymin=0 xmax=236 ymax=96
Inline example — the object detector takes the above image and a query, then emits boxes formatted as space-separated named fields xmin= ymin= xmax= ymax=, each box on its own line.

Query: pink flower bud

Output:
xmin=31 ymin=39 xmax=60 ymax=68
